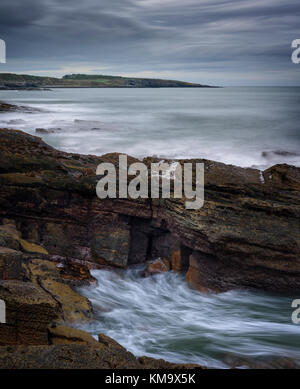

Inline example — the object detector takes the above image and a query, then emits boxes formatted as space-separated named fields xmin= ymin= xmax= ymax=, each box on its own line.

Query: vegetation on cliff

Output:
xmin=0 ymin=72 xmax=211 ymax=89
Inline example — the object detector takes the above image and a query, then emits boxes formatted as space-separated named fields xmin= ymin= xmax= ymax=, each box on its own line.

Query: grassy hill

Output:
xmin=0 ymin=73 xmax=211 ymax=89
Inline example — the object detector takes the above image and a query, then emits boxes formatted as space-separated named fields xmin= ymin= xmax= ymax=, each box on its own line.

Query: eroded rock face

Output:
xmin=0 ymin=128 xmax=299 ymax=293
xmin=0 ymin=220 xmax=95 ymax=323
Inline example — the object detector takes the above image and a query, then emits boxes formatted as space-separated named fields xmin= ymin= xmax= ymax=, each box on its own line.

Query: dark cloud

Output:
xmin=0 ymin=0 xmax=299 ymax=85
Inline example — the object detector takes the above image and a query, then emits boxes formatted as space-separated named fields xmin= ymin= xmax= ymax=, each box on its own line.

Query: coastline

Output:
xmin=0 ymin=101 xmax=299 ymax=368
xmin=0 ymin=73 xmax=215 ymax=90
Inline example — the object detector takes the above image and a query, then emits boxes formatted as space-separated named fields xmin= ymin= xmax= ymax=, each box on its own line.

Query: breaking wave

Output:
xmin=77 ymin=267 xmax=300 ymax=369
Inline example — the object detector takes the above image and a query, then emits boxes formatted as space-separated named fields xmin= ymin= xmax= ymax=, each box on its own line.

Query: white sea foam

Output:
xmin=77 ymin=267 xmax=300 ymax=368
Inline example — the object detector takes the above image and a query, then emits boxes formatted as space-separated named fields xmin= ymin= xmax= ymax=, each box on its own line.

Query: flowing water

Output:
xmin=77 ymin=267 xmax=300 ymax=369
xmin=1 ymin=87 xmax=300 ymax=367
xmin=0 ymin=87 xmax=300 ymax=169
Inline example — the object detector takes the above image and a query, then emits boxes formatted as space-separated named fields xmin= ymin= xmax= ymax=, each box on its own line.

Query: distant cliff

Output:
xmin=0 ymin=72 xmax=212 ymax=89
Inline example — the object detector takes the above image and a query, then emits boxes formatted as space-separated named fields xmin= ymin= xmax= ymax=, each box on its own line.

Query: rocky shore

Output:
xmin=0 ymin=126 xmax=299 ymax=368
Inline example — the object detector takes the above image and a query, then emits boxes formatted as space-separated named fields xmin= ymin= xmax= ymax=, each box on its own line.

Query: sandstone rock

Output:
xmin=91 ymin=226 xmax=130 ymax=268
xmin=25 ymin=257 xmax=95 ymax=289
xmin=171 ymin=249 xmax=182 ymax=272
xmin=171 ymin=247 xmax=191 ymax=273
xmin=0 ymin=247 xmax=25 ymax=280
xmin=48 ymin=324 xmax=99 ymax=345
xmin=35 ymin=277 xmax=93 ymax=322
xmin=0 ymin=128 xmax=299 ymax=293
xmin=145 ymin=257 xmax=170 ymax=275
xmin=224 ymin=354 xmax=300 ymax=369
xmin=0 ymin=102 xmax=18 ymax=112
xmin=185 ymin=254 xmax=211 ymax=293
xmin=0 ymin=335 xmax=204 ymax=368
xmin=53 ymin=259 xmax=97 ymax=286
xmin=0 ymin=218 xmax=96 ymax=323
xmin=0 ymin=344 xmax=141 ymax=369
xmin=138 ymin=356 xmax=203 ymax=369
xmin=0 ymin=280 xmax=59 ymax=345
xmin=98 ymin=333 xmax=128 ymax=352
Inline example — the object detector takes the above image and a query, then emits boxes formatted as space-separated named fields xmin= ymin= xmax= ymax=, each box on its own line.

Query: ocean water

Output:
xmin=77 ymin=268 xmax=300 ymax=369
xmin=0 ymin=87 xmax=300 ymax=169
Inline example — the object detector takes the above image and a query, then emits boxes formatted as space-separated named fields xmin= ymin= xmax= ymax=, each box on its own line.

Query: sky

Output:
xmin=0 ymin=0 xmax=299 ymax=85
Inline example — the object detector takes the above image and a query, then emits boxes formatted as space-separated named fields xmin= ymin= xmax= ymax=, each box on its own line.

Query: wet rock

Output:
xmin=0 ymin=280 xmax=59 ymax=345
xmin=185 ymin=254 xmax=211 ymax=293
xmin=35 ymin=128 xmax=62 ymax=134
xmin=0 ymin=219 xmax=95 ymax=323
xmin=145 ymin=257 xmax=170 ymax=275
xmin=39 ymin=278 xmax=93 ymax=322
xmin=53 ymin=260 xmax=97 ymax=287
xmin=98 ymin=333 xmax=128 ymax=352
xmin=0 ymin=102 xmax=18 ymax=112
xmin=0 ymin=102 xmax=41 ymax=112
xmin=0 ymin=343 xmax=203 ymax=369
xmin=224 ymin=354 xmax=300 ymax=369
xmin=0 ymin=344 xmax=141 ymax=369
xmin=91 ymin=226 xmax=130 ymax=268
xmin=35 ymin=128 xmax=54 ymax=134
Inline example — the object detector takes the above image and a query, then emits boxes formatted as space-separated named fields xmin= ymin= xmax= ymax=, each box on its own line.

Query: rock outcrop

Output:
xmin=0 ymin=127 xmax=299 ymax=369
xmin=0 ymin=128 xmax=299 ymax=294
xmin=0 ymin=219 xmax=94 ymax=323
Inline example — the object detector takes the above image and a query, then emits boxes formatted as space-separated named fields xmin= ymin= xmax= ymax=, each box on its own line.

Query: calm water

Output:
xmin=78 ymin=268 xmax=300 ymax=369
xmin=0 ymin=87 xmax=300 ymax=169
xmin=1 ymin=87 xmax=300 ymax=367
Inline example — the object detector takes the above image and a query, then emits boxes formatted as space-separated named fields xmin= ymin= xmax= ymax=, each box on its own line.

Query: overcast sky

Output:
xmin=0 ymin=0 xmax=299 ymax=85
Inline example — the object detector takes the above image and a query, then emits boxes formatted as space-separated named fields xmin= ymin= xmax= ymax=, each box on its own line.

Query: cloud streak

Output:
xmin=0 ymin=0 xmax=299 ymax=85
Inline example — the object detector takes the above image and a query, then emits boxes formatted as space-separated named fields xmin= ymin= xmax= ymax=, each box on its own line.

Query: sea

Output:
xmin=0 ymin=86 xmax=299 ymax=169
